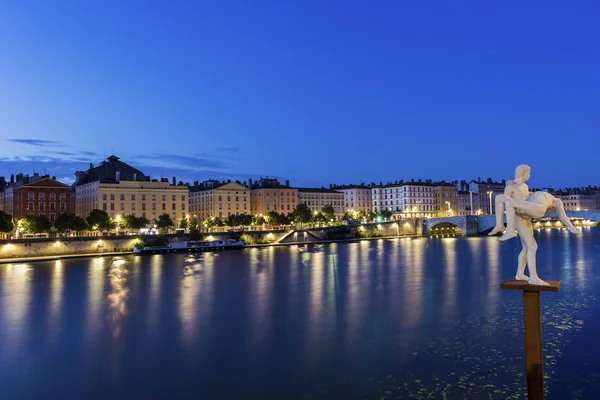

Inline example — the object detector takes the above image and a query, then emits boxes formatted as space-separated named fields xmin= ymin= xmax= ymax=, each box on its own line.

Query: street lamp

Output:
xmin=487 ymin=191 xmax=493 ymax=215
xmin=445 ymin=201 xmax=451 ymax=217
xmin=469 ymin=191 xmax=473 ymax=216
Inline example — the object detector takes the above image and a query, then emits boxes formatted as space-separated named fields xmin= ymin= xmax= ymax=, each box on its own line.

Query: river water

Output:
xmin=1 ymin=229 xmax=600 ymax=399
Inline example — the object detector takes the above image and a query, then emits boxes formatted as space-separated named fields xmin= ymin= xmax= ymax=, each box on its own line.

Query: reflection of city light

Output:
xmin=54 ymin=241 xmax=61 ymax=247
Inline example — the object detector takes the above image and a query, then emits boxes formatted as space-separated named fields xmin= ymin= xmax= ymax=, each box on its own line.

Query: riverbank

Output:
xmin=0 ymin=251 xmax=133 ymax=264
xmin=0 ymin=235 xmax=424 ymax=264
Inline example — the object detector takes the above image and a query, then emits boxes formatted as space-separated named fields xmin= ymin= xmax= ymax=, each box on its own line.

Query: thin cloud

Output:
xmin=6 ymin=139 xmax=65 ymax=147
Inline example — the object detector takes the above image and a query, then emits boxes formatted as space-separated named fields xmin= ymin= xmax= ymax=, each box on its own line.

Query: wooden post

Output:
xmin=500 ymin=279 xmax=561 ymax=400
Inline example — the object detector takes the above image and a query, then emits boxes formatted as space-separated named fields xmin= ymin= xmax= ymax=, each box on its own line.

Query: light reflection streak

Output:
xmin=486 ymin=237 xmax=500 ymax=314
xmin=441 ymin=238 xmax=457 ymax=325
xmin=48 ymin=260 xmax=64 ymax=337
xmin=107 ymin=257 xmax=129 ymax=338
xmin=248 ymin=246 xmax=273 ymax=356
xmin=1 ymin=264 xmax=32 ymax=361
xmin=304 ymin=251 xmax=326 ymax=367
xmin=179 ymin=253 xmax=213 ymax=346
xmin=404 ymin=239 xmax=424 ymax=328
xmin=575 ymin=235 xmax=585 ymax=285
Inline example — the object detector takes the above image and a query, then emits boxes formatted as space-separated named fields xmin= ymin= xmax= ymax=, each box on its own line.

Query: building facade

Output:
xmin=434 ymin=184 xmax=459 ymax=217
xmin=249 ymin=178 xmax=298 ymax=215
xmin=74 ymin=155 xmax=189 ymax=225
xmin=466 ymin=179 xmax=506 ymax=215
xmin=189 ymin=180 xmax=249 ymax=220
xmin=554 ymin=188 xmax=600 ymax=211
xmin=297 ymin=188 xmax=345 ymax=217
xmin=2 ymin=174 xmax=71 ymax=222
xmin=332 ymin=185 xmax=373 ymax=214
xmin=457 ymin=191 xmax=486 ymax=216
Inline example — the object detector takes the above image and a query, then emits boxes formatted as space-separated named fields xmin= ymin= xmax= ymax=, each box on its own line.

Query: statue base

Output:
xmin=500 ymin=279 xmax=561 ymax=400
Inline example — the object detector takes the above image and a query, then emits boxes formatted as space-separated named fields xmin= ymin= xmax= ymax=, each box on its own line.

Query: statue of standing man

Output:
xmin=488 ymin=165 xmax=581 ymax=286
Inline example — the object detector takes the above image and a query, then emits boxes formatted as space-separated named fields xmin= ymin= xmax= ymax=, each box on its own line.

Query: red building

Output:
xmin=4 ymin=173 xmax=71 ymax=223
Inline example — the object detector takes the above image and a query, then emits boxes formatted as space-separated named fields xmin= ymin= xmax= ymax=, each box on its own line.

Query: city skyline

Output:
xmin=1 ymin=2 xmax=600 ymax=188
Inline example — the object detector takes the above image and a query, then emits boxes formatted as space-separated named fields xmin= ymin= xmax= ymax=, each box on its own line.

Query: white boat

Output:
xmin=134 ymin=239 xmax=244 ymax=255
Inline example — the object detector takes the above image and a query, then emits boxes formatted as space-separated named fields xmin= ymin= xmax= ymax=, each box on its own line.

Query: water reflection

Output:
xmin=441 ymin=238 xmax=457 ymax=325
xmin=179 ymin=253 xmax=214 ymax=346
xmin=0 ymin=263 xmax=32 ymax=362
xmin=404 ymin=239 xmax=424 ymax=328
xmin=107 ymin=257 xmax=129 ymax=338
xmin=486 ymin=238 xmax=500 ymax=314
xmin=48 ymin=260 xmax=64 ymax=338
xmin=248 ymin=247 xmax=274 ymax=356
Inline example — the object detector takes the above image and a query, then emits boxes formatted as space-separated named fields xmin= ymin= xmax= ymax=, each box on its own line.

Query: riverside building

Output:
xmin=74 ymin=155 xmax=189 ymax=225
xmin=297 ymin=187 xmax=345 ymax=217
xmin=189 ymin=180 xmax=249 ymax=220
xmin=1 ymin=173 xmax=71 ymax=222
xmin=249 ymin=178 xmax=298 ymax=215
xmin=331 ymin=184 xmax=373 ymax=214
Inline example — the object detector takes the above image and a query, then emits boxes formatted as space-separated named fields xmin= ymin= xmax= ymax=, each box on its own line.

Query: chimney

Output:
xmin=133 ymin=173 xmax=137 ymax=181
xmin=248 ymin=178 xmax=253 ymax=188
xmin=52 ymin=176 xmax=56 ymax=181
xmin=115 ymin=171 xmax=120 ymax=182
xmin=172 ymin=176 xmax=176 ymax=185
xmin=285 ymin=179 xmax=290 ymax=187
xmin=10 ymin=174 xmax=14 ymax=184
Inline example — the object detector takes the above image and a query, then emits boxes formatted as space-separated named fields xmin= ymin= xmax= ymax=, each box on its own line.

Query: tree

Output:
xmin=87 ymin=209 xmax=115 ymax=232
xmin=156 ymin=213 xmax=175 ymax=234
xmin=121 ymin=214 xmax=149 ymax=234
xmin=265 ymin=211 xmax=280 ymax=226
xmin=380 ymin=210 xmax=393 ymax=220
xmin=189 ymin=217 xmax=199 ymax=231
xmin=252 ymin=215 xmax=265 ymax=226
xmin=70 ymin=216 xmax=89 ymax=234
xmin=293 ymin=203 xmax=312 ymax=227
xmin=0 ymin=211 xmax=15 ymax=234
xmin=53 ymin=213 xmax=72 ymax=233
xmin=322 ymin=204 xmax=336 ymax=222
xmin=179 ymin=216 xmax=189 ymax=231
xmin=20 ymin=215 xmax=51 ymax=233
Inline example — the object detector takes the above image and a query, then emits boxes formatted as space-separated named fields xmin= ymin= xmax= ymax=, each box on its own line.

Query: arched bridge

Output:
xmin=424 ymin=211 xmax=600 ymax=236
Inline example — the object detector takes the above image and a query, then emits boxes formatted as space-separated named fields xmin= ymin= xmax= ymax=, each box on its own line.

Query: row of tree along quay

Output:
xmin=0 ymin=204 xmax=397 ymax=241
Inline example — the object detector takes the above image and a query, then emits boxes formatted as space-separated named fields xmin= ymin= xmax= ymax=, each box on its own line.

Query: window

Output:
xmin=110 ymin=203 xmax=115 ymax=211
xmin=172 ymin=203 xmax=176 ymax=211
xmin=39 ymin=193 xmax=45 ymax=200
xmin=152 ymin=195 xmax=156 ymax=201
xmin=121 ymin=203 xmax=125 ymax=211
xmin=131 ymin=195 xmax=136 ymax=201
xmin=120 ymin=194 xmax=125 ymax=201
xmin=142 ymin=203 xmax=146 ymax=211
xmin=110 ymin=194 xmax=114 ymax=200
xmin=50 ymin=193 xmax=56 ymax=201
xmin=28 ymin=202 xmax=34 ymax=211
xmin=132 ymin=203 xmax=136 ymax=210
xmin=162 ymin=195 xmax=166 ymax=201
xmin=142 ymin=195 xmax=146 ymax=201
xmin=28 ymin=192 xmax=34 ymax=200
xmin=181 ymin=203 xmax=185 ymax=210
xmin=181 ymin=195 xmax=185 ymax=201
xmin=162 ymin=204 xmax=166 ymax=211
xmin=103 ymin=203 xmax=107 ymax=211
xmin=60 ymin=193 xmax=66 ymax=201
xmin=50 ymin=203 xmax=56 ymax=211
xmin=50 ymin=213 xmax=55 ymax=222
xmin=152 ymin=203 xmax=156 ymax=210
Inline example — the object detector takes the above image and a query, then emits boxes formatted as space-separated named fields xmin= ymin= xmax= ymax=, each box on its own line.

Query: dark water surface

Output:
xmin=2 ymin=229 xmax=600 ymax=399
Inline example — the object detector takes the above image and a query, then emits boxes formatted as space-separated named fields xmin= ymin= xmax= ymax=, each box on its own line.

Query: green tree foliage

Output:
xmin=87 ymin=209 xmax=116 ymax=232
xmin=120 ymin=214 xmax=149 ymax=233
xmin=321 ymin=204 xmax=336 ymax=222
xmin=156 ymin=213 xmax=175 ymax=234
xmin=252 ymin=215 xmax=265 ymax=226
xmin=20 ymin=215 xmax=52 ymax=233
xmin=70 ymin=216 xmax=89 ymax=233
xmin=0 ymin=211 xmax=15 ymax=234
xmin=379 ymin=210 xmax=393 ymax=219
xmin=189 ymin=217 xmax=199 ymax=231
xmin=293 ymin=203 xmax=312 ymax=226
xmin=54 ymin=213 xmax=72 ymax=233
xmin=179 ymin=216 xmax=189 ymax=231
xmin=225 ymin=213 xmax=253 ymax=227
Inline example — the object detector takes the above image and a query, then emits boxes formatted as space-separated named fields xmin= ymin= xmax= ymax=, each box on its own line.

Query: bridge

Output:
xmin=421 ymin=211 xmax=600 ymax=236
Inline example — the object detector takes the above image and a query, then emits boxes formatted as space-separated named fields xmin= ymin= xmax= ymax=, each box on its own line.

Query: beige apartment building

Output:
xmin=434 ymin=184 xmax=459 ymax=217
xmin=189 ymin=180 xmax=249 ymax=220
xmin=297 ymin=187 xmax=345 ymax=217
xmin=249 ymin=178 xmax=298 ymax=215
xmin=332 ymin=185 xmax=373 ymax=214
xmin=74 ymin=155 xmax=189 ymax=226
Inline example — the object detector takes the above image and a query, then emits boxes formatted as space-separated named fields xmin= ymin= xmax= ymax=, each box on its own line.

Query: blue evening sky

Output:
xmin=0 ymin=1 xmax=599 ymax=188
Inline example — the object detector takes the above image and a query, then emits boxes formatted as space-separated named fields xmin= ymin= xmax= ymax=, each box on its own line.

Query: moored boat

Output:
xmin=134 ymin=239 xmax=244 ymax=255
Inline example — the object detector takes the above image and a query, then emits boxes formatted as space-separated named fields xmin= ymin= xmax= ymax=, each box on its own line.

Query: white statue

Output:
xmin=488 ymin=165 xmax=581 ymax=286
